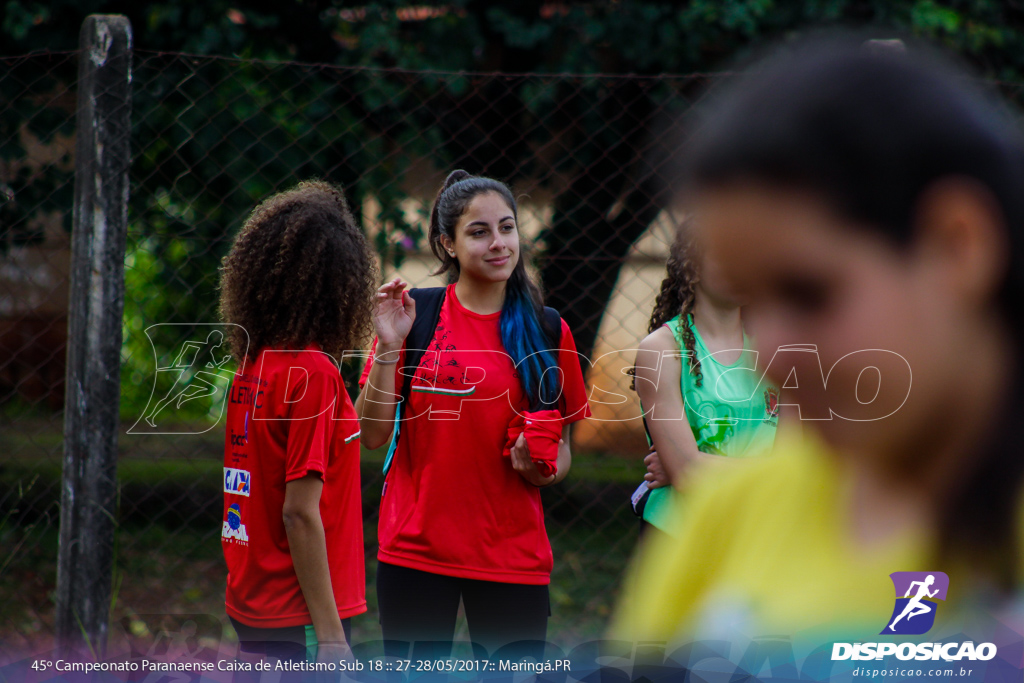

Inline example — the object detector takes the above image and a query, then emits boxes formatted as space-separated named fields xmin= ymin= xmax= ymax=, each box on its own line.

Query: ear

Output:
xmin=913 ymin=177 xmax=1009 ymax=305
xmin=439 ymin=233 xmax=454 ymax=257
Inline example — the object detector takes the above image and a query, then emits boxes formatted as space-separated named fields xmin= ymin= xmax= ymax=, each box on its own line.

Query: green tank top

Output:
xmin=642 ymin=314 xmax=780 ymax=530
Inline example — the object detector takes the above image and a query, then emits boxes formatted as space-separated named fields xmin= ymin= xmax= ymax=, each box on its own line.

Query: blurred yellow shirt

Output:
xmin=610 ymin=431 xmax=944 ymax=645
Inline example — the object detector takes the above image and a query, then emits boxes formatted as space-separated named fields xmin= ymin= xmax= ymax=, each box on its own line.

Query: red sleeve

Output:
xmin=556 ymin=318 xmax=592 ymax=424
xmin=358 ymin=338 xmax=378 ymax=389
xmin=284 ymin=365 xmax=340 ymax=482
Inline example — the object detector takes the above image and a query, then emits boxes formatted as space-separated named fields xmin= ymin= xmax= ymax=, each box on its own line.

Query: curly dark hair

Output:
xmin=629 ymin=218 xmax=703 ymax=390
xmin=219 ymin=180 xmax=377 ymax=362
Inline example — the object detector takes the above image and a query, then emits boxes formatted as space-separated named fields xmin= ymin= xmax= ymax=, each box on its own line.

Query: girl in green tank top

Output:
xmin=632 ymin=223 xmax=780 ymax=531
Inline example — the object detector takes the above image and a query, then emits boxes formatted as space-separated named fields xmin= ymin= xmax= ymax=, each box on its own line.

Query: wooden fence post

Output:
xmin=56 ymin=14 xmax=132 ymax=658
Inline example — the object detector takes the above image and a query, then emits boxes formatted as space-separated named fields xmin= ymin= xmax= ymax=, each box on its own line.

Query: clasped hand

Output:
xmin=509 ymin=433 xmax=561 ymax=487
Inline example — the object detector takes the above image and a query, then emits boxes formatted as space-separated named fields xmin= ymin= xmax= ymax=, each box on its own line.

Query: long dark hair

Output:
xmin=428 ymin=170 xmax=560 ymax=409
xmin=685 ymin=37 xmax=1024 ymax=590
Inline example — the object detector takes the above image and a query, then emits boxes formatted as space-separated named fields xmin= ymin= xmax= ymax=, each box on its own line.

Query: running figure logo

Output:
xmin=127 ymin=323 xmax=246 ymax=435
xmin=881 ymin=571 xmax=949 ymax=635
xmin=144 ymin=330 xmax=231 ymax=427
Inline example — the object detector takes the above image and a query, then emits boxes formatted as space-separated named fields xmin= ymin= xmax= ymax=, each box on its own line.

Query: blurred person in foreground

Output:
xmin=611 ymin=36 xmax=1024 ymax=644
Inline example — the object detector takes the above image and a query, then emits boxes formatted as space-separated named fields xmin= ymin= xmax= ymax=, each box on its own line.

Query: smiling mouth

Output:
xmin=486 ymin=256 xmax=510 ymax=265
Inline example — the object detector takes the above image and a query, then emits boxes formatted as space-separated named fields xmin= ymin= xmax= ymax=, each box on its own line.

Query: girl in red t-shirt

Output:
xmin=356 ymin=170 xmax=591 ymax=661
xmin=219 ymin=181 xmax=377 ymax=666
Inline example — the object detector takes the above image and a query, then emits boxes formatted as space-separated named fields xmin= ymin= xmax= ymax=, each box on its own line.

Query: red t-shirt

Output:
xmin=359 ymin=284 xmax=591 ymax=584
xmin=223 ymin=346 xmax=366 ymax=627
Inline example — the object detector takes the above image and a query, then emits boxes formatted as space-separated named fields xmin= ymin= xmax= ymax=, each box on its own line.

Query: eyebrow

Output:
xmin=465 ymin=216 xmax=515 ymax=228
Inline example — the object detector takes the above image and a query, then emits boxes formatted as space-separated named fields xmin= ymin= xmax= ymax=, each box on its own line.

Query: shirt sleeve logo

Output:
xmin=223 ymin=468 xmax=251 ymax=496
xmin=222 ymin=503 xmax=249 ymax=545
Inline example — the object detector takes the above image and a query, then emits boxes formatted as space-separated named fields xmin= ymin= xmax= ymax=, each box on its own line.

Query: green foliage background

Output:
xmin=7 ymin=3 xmax=1024 ymax=424
xmin=6 ymin=0 xmax=1024 ymax=652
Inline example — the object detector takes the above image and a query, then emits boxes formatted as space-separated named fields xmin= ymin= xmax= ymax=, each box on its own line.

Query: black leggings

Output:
xmin=229 ymin=617 xmax=352 ymax=683
xmin=376 ymin=561 xmax=549 ymax=661
xmin=230 ymin=616 xmax=352 ymax=662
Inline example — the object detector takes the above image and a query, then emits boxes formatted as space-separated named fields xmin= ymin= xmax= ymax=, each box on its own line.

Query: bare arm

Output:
xmin=554 ymin=424 xmax=572 ymax=484
xmin=354 ymin=344 xmax=401 ymax=450
xmin=282 ymin=475 xmax=349 ymax=660
xmin=634 ymin=327 xmax=726 ymax=489
xmin=355 ymin=278 xmax=415 ymax=450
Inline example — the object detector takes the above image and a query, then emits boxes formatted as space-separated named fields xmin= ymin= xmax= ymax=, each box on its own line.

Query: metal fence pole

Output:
xmin=56 ymin=14 xmax=132 ymax=657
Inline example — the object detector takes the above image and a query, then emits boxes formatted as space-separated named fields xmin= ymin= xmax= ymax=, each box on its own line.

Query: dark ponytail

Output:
xmin=428 ymin=170 xmax=560 ymax=409
xmin=685 ymin=36 xmax=1024 ymax=590
xmin=428 ymin=169 xmax=473 ymax=280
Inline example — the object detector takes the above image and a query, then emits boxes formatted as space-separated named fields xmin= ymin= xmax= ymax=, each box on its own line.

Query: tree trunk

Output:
xmin=541 ymin=81 xmax=672 ymax=362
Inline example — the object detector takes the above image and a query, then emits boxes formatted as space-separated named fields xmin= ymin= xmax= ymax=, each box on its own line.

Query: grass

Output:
xmin=0 ymin=417 xmax=647 ymax=661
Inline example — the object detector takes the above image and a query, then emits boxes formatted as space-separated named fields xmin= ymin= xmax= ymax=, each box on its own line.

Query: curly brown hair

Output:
xmin=629 ymin=218 xmax=703 ymax=390
xmin=219 ymin=180 xmax=377 ymax=362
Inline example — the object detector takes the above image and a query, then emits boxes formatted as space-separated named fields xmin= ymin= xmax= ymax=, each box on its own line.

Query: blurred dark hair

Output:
xmin=685 ymin=37 xmax=1024 ymax=590
xmin=427 ymin=170 xmax=560 ymax=409
xmin=219 ymin=180 xmax=377 ymax=362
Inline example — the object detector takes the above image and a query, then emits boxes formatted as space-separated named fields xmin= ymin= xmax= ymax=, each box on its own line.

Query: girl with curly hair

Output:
xmin=630 ymin=219 xmax=780 ymax=534
xmin=218 ymin=180 xmax=376 ymax=666
xmin=355 ymin=170 xmax=591 ymax=661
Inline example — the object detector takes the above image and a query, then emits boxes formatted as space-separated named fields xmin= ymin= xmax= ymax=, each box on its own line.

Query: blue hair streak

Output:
xmin=501 ymin=267 xmax=560 ymax=410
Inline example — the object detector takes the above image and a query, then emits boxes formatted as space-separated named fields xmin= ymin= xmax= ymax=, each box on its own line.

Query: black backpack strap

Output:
xmin=534 ymin=306 xmax=564 ymax=411
xmin=541 ymin=306 xmax=561 ymax=351
xmin=631 ymin=409 xmax=654 ymax=517
xmin=400 ymin=287 xmax=447 ymax=409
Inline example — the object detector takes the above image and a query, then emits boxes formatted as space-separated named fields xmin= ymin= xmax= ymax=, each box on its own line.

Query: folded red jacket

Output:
xmin=502 ymin=409 xmax=563 ymax=478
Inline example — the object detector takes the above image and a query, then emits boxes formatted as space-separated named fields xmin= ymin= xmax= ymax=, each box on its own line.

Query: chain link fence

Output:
xmin=0 ymin=49 xmax=78 ymax=657
xmin=9 ymin=40 xmax=1019 ymax=661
